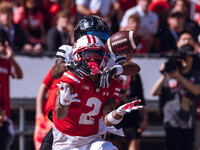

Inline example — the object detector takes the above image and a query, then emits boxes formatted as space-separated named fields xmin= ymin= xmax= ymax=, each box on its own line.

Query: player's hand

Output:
xmin=117 ymin=99 xmax=143 ymax=116
xmin=57 ymin=82 xmax=80 ymax=106
xmin=66 ymin=60 xmax=91 ymax=78
xmin=98 ymin=65 xmax=123 ymax=88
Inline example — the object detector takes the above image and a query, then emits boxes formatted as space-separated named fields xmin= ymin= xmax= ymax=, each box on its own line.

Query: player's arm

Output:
xmin=51 ymin=58 xmax=67 ymax=79
xmin=121 ymin=61 xmax=140 ymax=76
xmin=99 ymin=60 xmax=140 ymax=88
xmin=55 ymin=83 xmax=80 ymax=119
xmin=36 ymin=83 xmax=48 ymax=118
xmin=102 ymin=98 xmax=122 ymax=126
xmin=104 ymin=99 xmax=143 ymax=127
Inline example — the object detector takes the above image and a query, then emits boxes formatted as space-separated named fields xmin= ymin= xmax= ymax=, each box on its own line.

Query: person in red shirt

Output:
xmin=33 ymin=67 xmax=60 ymax=150
xmin=13 ymin=0 xmax=45 ymax=55
xmin=52 ymin=35 xmax=143 ymax=149
xmin=0 ymin=29 xmax=23 ymax=150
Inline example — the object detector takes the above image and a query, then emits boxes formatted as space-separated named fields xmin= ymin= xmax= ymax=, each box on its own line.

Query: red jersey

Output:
xmin=53 ymin=71 xmax=121 ymax=136
xmin=42 ymin=67 xmax=60 ymax=116
xmin=0 ymin=57 xmax=11 ymax=117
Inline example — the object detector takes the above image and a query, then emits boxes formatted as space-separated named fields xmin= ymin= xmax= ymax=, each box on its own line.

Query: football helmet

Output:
xmin=72 ymin=35 xmax=108 ymax=75
xmin=74 ymin=15 xmax=110 ymax=44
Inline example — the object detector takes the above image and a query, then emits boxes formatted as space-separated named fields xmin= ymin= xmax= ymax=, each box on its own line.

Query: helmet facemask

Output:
xmin=72 ymin=35 xmax=108 ymax=75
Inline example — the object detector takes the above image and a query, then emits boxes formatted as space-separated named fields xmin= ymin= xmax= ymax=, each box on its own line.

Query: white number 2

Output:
xmin=79 ymin=97 xmax=102 ymax=125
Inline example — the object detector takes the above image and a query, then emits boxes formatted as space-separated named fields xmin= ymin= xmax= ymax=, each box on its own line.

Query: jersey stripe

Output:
xmin=57 ymin=49 xmax=66 ymax=54
xmin=56 ymin=55 xmax=65 ymax=59
xmin=115 ymin=88 xmax=121 ymax=92
xmin=63 ymin=72 xmax=81 ymax=83
xmin=114 ymin=92 xmax=119 ymax=96
xmin=115 ymin=55 xmax=126 ymax=64
xmin=56 ymin=52 xmax=65 ymax=59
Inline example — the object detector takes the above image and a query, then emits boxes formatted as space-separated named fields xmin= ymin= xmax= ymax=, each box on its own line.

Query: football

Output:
xmin=105 ymin=30 xmax=141 ymax=55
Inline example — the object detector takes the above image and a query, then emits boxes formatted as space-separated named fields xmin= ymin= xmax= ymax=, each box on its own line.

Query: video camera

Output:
xmin=162 ymin=44 xmax=194 ymax=73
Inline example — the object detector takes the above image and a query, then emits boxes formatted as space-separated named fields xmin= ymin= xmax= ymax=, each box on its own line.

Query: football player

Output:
xmin=40 ymin=15 xmax=141 ymax=150
xmin=52 ymin=35 xmax=143 ymax=150
xmin=51 ymin=15 xmax=140 ymax=88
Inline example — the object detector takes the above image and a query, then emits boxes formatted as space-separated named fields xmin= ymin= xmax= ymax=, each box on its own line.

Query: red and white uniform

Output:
xmin=52 ymin=71 xmax=121 ymax=149
xmin=34 ymin=67 xmax=60 ymax=150
xmin=42 ymin=68 xmax=60 ymax=116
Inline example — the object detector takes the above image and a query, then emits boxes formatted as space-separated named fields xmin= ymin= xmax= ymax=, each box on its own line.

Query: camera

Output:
xmin=163 ymin=57 xmax=181 ymax=73
xmin=161 ymin=53 xmax=183 ymax=74
xmin=162 ymin=44 xmax=194 ymax=73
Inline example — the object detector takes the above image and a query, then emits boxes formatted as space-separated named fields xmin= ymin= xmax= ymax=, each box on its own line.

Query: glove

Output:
xmin=98 ymin=65 xmax=123 ymax=88
xmin=117 ymin=99 xmax=143 ymax=116
xmin=66 ymin=60 xmax=91 ymax=78
xmin=57 ymin=82 xmax=81 ymax=106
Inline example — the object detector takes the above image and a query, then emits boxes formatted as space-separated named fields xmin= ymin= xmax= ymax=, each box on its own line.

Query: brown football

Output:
xmin=105 ymin=30 xmax=141 ymax=55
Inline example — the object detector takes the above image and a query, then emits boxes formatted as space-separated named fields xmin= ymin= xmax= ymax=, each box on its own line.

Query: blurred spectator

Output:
xmin=177 ymin=32 xmax=200 ymax=150
xmin=34 ymin=67 xmax=59 ymax=150
xmin=75 ymin=0 xmax=122 ymax=32
xmin=0 ymin=29 xmax=23 ymax=150
xmin=171 ymin=0 xmax=200 ymax=40
xmin=116 ymin=74 xmax=147 ymax=150
xmin=45 ymin=9 xmax=74 ymax=52
xmin=193 ymin=35 xmax=200 ymax=150
xmin=0 ymin=1 xmax=33 ymax=54
xmin=176 ymin=32 xmax=200 ymax=150
xmin=38 ymin=0 xmax=54 ymax=32
xmin=126 ymin=14 xmax=147 ymax=60
xmin=120 ymin=0 xmax=159 ymax=52
xmin=172 ymin=0 xmax=190 ymax=19
xmin=47 ymin=0 xmax=76 ymax=28
xmin=194 ymin=35 xmax=200 ymax=71
xmin=157 ymin=10 xmax=184 ymax=55
xmin=171 ymin=0 xmax=190 ymax=19
xmin=193 ymin=99 xmax=200 ymax=150
xmin=177 ymin=30 xmax=196 ymax=49
xmin=13 ymin=0 xmax=45 ymax=55
xmin=119 ymin=0 xmax=137 ymax=12
xmin=151 ymin=44 xmax=200 ymax=150
xmin=0 ymin=109 xmax=14 ymax=150
xmin=148 ymin=0 xmax=170 ymax=25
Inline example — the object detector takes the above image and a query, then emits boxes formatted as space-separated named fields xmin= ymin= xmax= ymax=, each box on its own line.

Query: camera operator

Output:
xmin=151 ymin=44 xmax=200 ymax=150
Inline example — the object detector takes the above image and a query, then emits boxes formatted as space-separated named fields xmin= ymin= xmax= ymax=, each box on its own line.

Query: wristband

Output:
xmin=107 ymin=111 xmax=123 ymax=125
xmin=115 ymin=65 xmax=123 ymax=75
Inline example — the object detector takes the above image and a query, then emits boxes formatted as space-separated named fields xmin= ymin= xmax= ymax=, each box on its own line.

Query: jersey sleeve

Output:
xmin=56 ymin=45 xmax=72 ymax=62
xmin=60 ymin=71 xmax=82 ymax=91
xmin=115 ymin=55 xmax=126 ymax=64
xmin=43 ymin=67 xmax=53 ymax=87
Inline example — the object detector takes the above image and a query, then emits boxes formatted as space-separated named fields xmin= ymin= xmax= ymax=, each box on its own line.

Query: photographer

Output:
xmin=151 ymin=44 xmax=200 ymax=150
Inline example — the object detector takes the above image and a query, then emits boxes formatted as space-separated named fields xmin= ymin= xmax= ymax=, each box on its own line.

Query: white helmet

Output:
xmin=72 ymin=35 xmax=108 ymax=74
